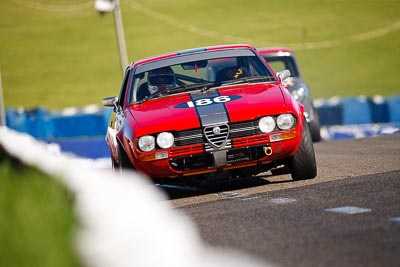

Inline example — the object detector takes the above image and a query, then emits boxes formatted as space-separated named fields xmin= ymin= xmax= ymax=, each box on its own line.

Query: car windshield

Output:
xmin=129 ymin=49 xmax=276 ymax=104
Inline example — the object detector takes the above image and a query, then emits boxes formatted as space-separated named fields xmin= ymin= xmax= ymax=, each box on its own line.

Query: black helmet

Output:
xmin=148 ymin=66 xmax=176 ymax=94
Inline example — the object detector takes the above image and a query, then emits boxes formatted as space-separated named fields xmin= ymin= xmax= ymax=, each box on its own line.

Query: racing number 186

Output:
xmin=186 ymin=96 xmax=232 ymax=107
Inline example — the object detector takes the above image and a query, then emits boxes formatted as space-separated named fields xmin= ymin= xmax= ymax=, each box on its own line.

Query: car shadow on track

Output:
xmin=159 ymin=173 xmax=294 ymax=200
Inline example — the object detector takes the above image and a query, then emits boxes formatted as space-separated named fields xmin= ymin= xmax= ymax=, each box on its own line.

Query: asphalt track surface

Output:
xmin=163 ymin=134 xmax=400 ymax=267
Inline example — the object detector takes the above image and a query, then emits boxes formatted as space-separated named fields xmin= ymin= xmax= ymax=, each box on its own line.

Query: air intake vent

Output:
xmin=203 ymin=124 xmax=229 ymax=149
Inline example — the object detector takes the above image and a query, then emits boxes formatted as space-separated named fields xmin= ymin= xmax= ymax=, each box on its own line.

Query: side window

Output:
xmin=118 ymin=68 xmax=132 ymax=108
xmin=247 ymin=56 xmax=273 ymax=77
xmin=131 ymin=72 xmax=147 ymax=103
xmin=267 ymin=60 xmax=286 ymax=73
xmin=264 ymin=56 xmax=299 ymax=77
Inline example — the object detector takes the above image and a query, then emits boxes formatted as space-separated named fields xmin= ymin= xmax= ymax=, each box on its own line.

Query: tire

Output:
xmin=287 ymin=121 xmax=317 ymax=180
xmin=113 ymin=141 xmax=135 ymax=174
xmin=111 ymin=156 xmax=119 ymax=171
xmin=309 ymin=107 xmax=321 ymax=142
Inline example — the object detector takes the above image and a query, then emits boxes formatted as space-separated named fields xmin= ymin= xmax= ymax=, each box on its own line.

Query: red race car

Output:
xmin=103 ymin=44 xmax=317 ymax=184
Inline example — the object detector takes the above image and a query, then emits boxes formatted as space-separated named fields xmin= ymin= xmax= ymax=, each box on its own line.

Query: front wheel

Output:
xmin=287 ymin=121 xmax=317 ymax=180
xmin=112 ymin=141 xmax=135 ymax=174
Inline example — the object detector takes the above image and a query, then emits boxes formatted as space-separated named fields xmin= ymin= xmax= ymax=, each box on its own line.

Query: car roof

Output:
xmin=258 ymin=47 xmax=293 ymax=55
xmin=131 ymin=44 xmax=254 ymax=68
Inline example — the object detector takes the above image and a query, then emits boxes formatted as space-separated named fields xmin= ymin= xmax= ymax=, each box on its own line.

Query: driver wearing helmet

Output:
xmin=147 ymin=66 xmax=176 ymax=94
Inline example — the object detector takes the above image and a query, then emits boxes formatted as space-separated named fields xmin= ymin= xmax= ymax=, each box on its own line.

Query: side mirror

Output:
xmin=276 ymin=69 xmax=291 ymax=82
xmin=102 ymin=96 xmax=120 ymax=112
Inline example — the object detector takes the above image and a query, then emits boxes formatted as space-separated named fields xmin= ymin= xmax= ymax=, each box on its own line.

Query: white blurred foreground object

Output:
xmin=0 ymin=126 xmax=274 ymax=267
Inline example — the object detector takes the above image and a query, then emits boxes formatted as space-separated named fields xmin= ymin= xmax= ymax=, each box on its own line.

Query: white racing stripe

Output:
xmin=0 ymin=126 xmax=274 ymax=267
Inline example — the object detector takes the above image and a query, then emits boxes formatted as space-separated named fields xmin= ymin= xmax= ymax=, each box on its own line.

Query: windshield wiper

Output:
xmin=137 ymin=89 xmax=168 ymax=104
xmin=174 ymin=82 xmax=216 ymax=93
xmin=220 ymin=76 xmax=276 ymax=86
xmin=138 ymin=82 xmax=216 ymax=104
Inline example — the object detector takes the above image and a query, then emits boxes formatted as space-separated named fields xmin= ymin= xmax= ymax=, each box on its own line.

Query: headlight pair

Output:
xmin=258 ymin=114 xmax=296 ymax=133
xmin=138 ymin=132 xmax=174 ymax=152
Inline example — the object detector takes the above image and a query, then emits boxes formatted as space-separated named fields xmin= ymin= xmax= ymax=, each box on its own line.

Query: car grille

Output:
xmin=204 ymin=124 xmax=230 ymax=149
xmin=174 ymin=129 xmax=203 ymax=146
xmin=230 ymin=120 xmax=260 ymax=138
xmin=169 ymin=121 xmax=267 ymax=172
xmin=174 ymin=120 xmax=261 ymax=148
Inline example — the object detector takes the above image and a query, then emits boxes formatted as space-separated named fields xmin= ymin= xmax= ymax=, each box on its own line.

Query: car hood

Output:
xmin=128 ymin=83 xmax=286 ymax=134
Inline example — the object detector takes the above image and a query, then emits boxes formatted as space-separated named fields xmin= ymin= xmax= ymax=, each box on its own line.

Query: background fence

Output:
xmin=4 ymin=95 xmax=400 ymax=158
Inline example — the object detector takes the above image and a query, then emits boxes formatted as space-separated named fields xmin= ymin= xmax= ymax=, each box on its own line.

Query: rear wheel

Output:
xmin=287 ymin=121 xmax=317 ymax=180
xmin=309 ymin=107 xmax=321 ymax=142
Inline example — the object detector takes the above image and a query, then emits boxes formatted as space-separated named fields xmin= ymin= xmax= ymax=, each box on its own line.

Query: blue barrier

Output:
xmin=7 ymin=96 xmax=400 ymax=136
xmin=4 ymin=95 xmax=400 ymax=158
xmin=314 ymin=97 xmax=343 ymax=126
xmin=341 ymin=96 xmax=372 ymax=125
xmin=5 ymin=107 xmax=53 ymax=138
xmin=321 ymin=123 xmax=400 ymax=141
xmin=368 ymin=96 xmax=389 ymax=123
xmin=5 ymin=106 xmax=110 ymax=139
xmin=388 ymin=95 xmax=400 ymax=122
xmin=315 ymin=95 xmax=400 ymax=126
xmin=52 ymin=113 xmax=107 ymax=138
xmin=50 ymin=137 xmax=109 ymax=159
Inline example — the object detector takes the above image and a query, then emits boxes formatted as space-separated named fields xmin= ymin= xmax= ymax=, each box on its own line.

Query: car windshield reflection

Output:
xmin=131 ymin=54 xmax=276 ymax=103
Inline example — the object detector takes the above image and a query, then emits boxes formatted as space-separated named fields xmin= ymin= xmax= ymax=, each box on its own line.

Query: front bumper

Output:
xmin=133 ymin=129 xmax=301 ymax=179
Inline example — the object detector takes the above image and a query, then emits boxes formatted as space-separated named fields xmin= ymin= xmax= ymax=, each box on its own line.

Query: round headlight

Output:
xmin=138 ymin=135 xmax=155 ymax=152
xmin=277 ymin=114 xmax=295 ymax=130
xmin=258 ymin=116 xmax=276 ymax=133
xmin=156 ymin=132 xmax=174 ymax=149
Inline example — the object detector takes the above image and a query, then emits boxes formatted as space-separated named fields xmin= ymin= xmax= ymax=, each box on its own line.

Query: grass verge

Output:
xmin=0 ymin=149 xmax=81 ymax=267
xmin=0 ymin=0 xmax=399 ymax=109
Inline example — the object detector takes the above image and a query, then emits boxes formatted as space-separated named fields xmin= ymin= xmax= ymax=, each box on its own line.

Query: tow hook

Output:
xmin=263 ymin=145 xmax=272 ymax=156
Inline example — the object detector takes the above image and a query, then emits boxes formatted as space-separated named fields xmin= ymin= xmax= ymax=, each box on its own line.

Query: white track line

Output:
xmin=288 ymin=20 xmax=400 ymax=50
xmin=11 ymin=0 xmax=400 ymax=49
xmin=128 ymin=1 xmax=400 ymax=50
xmin=11 ymin=0 xmax=92 ymax=12
xmin=0 ymin=126 xmax=273 ymax=267
xmin=127 ymin=1 xmax=253 ymax=44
